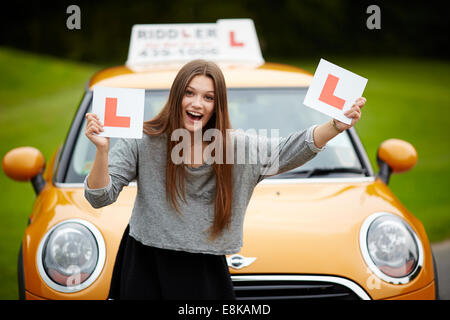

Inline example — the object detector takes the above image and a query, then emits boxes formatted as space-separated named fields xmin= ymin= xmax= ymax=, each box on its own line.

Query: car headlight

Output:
xmin=359 ymin=212 xmax=423 ymax=284
xmin=37 ymin=219 xmax=106 ymax=293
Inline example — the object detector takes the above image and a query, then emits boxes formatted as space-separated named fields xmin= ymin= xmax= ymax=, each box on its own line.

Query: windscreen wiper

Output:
xmin=278 ymin=167 xmax=368 ymax=178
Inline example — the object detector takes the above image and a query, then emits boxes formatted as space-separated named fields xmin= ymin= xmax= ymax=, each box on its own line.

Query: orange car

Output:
xmin=2 ymin=22 xmax=439 ymax=300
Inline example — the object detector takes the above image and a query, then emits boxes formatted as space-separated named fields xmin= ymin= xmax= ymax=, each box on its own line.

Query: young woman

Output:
xmin=84 ymin=59 xmax=366 ymax=300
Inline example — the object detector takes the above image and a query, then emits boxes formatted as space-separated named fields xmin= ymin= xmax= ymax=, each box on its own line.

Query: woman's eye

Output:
xmin=185 ymin=90 xmax=193 ymax=96
xmin=205 ymin=95 xmax=214 ymax=101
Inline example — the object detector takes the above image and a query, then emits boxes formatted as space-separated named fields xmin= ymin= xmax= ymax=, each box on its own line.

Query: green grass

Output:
xmin=0 ymin=48 xmax=449 ymax=299
xmin=0 ymin=47 xmax=100 ymax=299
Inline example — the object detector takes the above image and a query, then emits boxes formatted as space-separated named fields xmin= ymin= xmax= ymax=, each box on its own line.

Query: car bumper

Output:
xmin=25 ymin=281 xmax=435 ymax=300
xmin=25 ymin=291 xmax=46 ymax=300
xmin=384 ymin=281 xmax=436 ymax=300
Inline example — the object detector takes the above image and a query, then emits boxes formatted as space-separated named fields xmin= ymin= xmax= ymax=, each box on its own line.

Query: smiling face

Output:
xmin=181 ymin=75 xmax=215 ymax=133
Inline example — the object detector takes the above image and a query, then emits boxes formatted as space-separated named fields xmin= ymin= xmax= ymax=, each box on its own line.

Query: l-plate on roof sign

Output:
xmin=303 ymin=59 xmax=368 ymax=125
xmin=126 ymin=19 xmax=264 ymax=70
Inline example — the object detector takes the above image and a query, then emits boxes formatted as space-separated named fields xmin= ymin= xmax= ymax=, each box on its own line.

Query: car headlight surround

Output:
xmin=37 ymin=219 xmax=106 ymax=293
xmin=359 ymin=212 xmax=423 ymax=285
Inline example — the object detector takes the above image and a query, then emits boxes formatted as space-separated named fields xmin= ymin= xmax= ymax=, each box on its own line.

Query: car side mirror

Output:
xmin=2 ymin=146 xmax=47 ymax=194
xmin=376 ymin=139 xmax=418 ymax=185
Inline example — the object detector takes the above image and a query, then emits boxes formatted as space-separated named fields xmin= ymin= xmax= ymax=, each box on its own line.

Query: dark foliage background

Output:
xmin=1 ymin=0 xmax=448 ymax=65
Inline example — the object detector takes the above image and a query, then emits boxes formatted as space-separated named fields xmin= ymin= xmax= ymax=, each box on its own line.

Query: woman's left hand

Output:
xmin=334 ymin=97 xmax=367 ymax=131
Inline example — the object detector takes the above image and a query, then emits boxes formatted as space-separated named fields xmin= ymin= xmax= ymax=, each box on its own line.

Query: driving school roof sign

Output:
xmin=126 ymin=19 xmax=264 ymax=70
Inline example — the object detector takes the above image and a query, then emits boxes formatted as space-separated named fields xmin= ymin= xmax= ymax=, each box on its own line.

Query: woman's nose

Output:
xmin=192 ymin=95 xmax=202 ymax=107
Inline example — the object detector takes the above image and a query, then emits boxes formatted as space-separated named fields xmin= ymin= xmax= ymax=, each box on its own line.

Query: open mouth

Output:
xmin=186 ymin=110 xmax=203 ymax=121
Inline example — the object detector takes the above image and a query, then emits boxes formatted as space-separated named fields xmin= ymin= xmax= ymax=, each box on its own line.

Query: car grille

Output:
xmin=231 ymin=275 xmax=370 ymax=300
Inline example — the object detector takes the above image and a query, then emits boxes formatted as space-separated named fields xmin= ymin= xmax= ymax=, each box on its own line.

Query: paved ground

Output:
xmin=432 ymin=240 xmax=450 ymax=300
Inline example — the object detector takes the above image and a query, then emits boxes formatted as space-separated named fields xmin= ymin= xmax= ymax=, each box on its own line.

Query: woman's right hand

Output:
xmin=85 ymin=113 xmax=110 ymax=151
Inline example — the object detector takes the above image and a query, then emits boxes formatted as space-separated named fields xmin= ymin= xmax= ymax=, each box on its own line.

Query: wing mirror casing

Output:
xmin=2 ymin=147 xmax=47 ymax=194
xmin=377 ymin=139 xmax=418 ymax=184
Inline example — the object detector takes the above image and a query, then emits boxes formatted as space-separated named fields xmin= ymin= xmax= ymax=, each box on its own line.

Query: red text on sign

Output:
xmin=104 ymin=97 xmax=131 ymax=128
xmin=229 ymin=31 xmax=244 ymax=47
xmin=319 ymin=74 xmax=346 ymax=110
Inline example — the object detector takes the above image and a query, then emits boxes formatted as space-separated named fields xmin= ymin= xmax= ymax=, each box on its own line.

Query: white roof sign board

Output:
xmin=126 ymin=19 xmax=264 ymax=70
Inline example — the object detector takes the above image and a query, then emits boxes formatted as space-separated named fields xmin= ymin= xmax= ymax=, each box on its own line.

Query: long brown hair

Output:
xmin=143 ymin=60 xmax=233 ymax=239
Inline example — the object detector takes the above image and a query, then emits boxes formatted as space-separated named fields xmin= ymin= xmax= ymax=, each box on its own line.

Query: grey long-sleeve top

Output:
xmin=84 ymin=125 xmax=325 ymax=255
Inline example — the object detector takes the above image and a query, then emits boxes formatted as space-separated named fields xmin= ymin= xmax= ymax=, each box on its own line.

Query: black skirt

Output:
xmin=108 ymin=225 xmax=236 ymax=300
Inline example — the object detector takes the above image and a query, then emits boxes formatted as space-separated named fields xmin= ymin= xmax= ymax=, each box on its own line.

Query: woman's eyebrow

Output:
xmin=186 ymin=86 xmax=215 ymax=94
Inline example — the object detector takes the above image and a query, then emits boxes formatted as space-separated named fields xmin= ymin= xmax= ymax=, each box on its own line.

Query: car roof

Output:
xmin=88 ymin=62 xmax=313 ymax=90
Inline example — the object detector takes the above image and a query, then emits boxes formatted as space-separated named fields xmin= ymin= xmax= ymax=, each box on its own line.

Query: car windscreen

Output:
xmin=64 ymin=88 xmax=364 ymax=183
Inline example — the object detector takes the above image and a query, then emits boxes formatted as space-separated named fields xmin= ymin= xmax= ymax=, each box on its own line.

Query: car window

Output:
xmin=64 ymin=88 xmax=363 ymax=183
